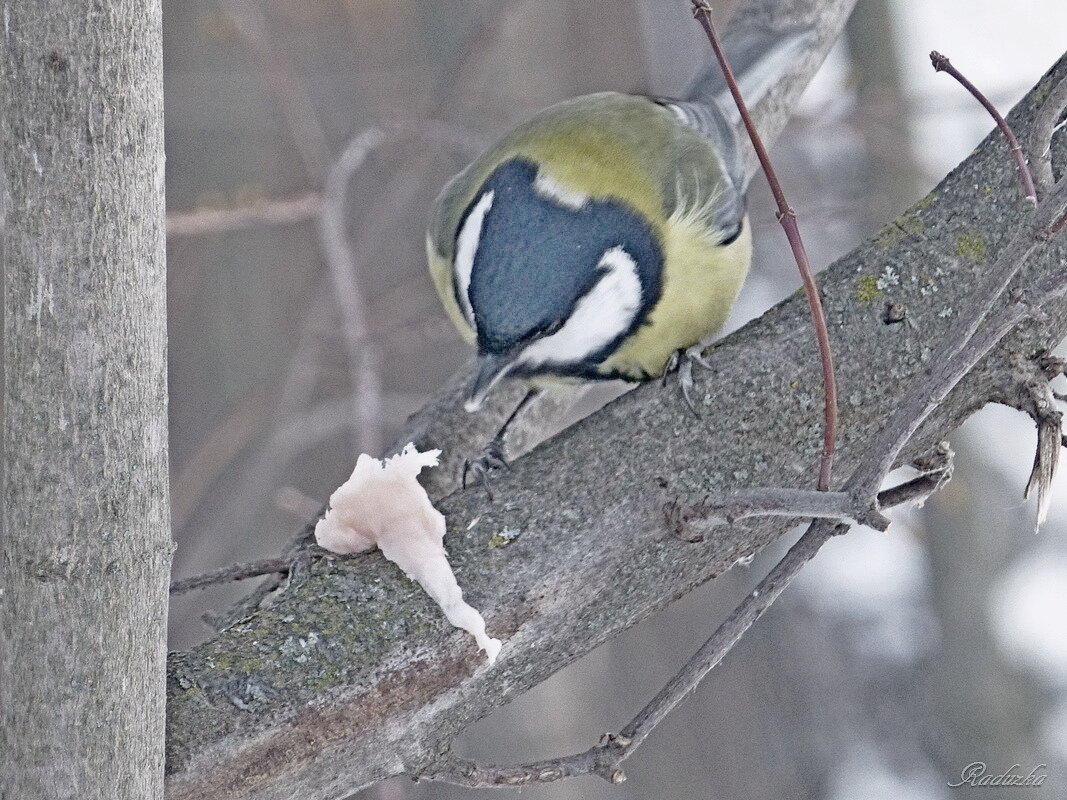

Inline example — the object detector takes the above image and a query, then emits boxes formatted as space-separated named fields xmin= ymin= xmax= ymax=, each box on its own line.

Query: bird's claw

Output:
xmin=664 ymin=346 xmax=711 ymax=417
xmin=462 ymin=438 xmax=510 ymax=498
xmin=677 ymin=357 xmax=700 ymax=417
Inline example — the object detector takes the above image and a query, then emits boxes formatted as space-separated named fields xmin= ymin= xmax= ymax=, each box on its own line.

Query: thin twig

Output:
xmin=875 ymin=461 xmax=954 ymax=510
xmin=166 ymin=192 xmax=321 ymax=238
xmin=691 ymin=1 xmax=838 ymax=492
xmin=170 ymin=557 xmax=296 ymax=596
xmin=665 ymin=488 xmax=890 ymax=535
xmin=318 ymin=128 xmax=390 ymax=457
xmin=930 ymin=51 xmax=1038 ymax=203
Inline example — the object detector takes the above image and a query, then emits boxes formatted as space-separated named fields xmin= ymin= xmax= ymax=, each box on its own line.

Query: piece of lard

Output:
xmin=314 ymin=443 xmax=502 ymax=663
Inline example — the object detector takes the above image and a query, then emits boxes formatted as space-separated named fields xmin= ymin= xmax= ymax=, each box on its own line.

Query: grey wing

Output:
xmin=672 ymin=23 xmax=814 ymax=196
xmin=683 ymin=25 xmax=814 ymax=122
xmin=656 ymin=98 xmax=746 ymax=243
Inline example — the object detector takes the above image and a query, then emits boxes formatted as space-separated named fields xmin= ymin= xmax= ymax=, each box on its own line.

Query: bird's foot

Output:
xmin=664 ymin=346 xmax=713 ymax=417
xmin=462 ymin=438 xmax=510 ymax=499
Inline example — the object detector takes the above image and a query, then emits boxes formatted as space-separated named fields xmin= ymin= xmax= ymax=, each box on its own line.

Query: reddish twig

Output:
xmin=930 ymin=51 xmax=1038 ymax=203
xmin=170 ymin=557 xmax=297 ymax=596
xmin=691 ymin=2 xmax=837 ymax=491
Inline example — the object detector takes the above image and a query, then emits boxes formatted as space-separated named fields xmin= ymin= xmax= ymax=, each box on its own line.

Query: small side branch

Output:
xmin=931 ymin=51 xmax=1038 ymax=203
xmin=876 ymin=443 xmax=955 ymax=509
xmin=1027 ymin=74 xmax=1067 ymax=195
xmin=664 ymin=488 xmax=889 ymax=536
xmin=169 ymin=557 xmax=297 ymax=596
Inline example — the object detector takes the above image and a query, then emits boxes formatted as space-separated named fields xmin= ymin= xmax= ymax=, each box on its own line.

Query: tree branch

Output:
xmin=930 ymin=50 xmax=1038 ymax=203
xmin=164 ymin=12 xmax=1067 ymax=800
xmin=170 ymin=558 xmax=297 ymax=596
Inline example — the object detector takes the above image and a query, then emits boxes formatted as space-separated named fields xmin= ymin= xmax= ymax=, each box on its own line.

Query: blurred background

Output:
xmin=155 ymin=0 xmax=1067 ymax=797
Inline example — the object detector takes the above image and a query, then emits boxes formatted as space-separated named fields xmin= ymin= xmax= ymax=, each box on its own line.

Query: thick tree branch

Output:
xmin=164 ymin=12 xmax=1067 ymax=800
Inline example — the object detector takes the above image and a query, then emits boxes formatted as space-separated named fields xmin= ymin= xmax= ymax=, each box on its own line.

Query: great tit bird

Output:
xmin=426 ymin=26 xmax=810 ymax=483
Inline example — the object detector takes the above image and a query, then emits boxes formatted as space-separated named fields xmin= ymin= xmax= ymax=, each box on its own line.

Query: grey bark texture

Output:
xmin=164 ymin=8 xmax=1067 ymax=800
xmin=0 ymin=1 xmax=170 ymax=799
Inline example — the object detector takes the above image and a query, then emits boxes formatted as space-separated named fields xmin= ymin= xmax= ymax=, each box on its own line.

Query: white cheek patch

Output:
xmin=533 ymin=170 xmax=589 ymax=210
xmin=519 ymin=246 xmax=642 ymax=369
xmin=454 ymin=190 xmax=494 ymax=328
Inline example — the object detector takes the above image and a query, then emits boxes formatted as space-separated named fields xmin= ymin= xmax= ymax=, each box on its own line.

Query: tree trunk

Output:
xmin=0 ymin=1 xmax=170 ymax=798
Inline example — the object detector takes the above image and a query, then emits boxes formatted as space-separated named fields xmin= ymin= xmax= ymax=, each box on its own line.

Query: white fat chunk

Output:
xmin=314 ymin=443 xmax=502 ymax=663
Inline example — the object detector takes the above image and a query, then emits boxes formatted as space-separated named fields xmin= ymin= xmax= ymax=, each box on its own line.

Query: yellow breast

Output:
xmin=599 ymin=216 xmax=751 ymax=380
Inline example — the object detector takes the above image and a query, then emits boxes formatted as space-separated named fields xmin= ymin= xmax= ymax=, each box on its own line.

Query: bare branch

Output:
xmin=170 ymin=558 xmax=297 ymax=596
xmin=317 ymin=128 xmax=389 ymax=456
xmin=665 ymin=488 xmax=888 ymax=535
xmin=876 ymin=444 xmax=955 ymax=509
xmin=931 ymin=50 xmax=1038 ymax=203
xmin=166 ymin=193 xmax=321 ymax=239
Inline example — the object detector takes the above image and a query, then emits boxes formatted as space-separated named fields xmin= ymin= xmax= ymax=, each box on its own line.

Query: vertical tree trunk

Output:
xmin=0 ymin=1 xmax=170 ymax=798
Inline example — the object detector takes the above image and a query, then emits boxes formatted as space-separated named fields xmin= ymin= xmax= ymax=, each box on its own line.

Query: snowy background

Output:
xmin=155 ymin=0 xmax=1067 ymax=797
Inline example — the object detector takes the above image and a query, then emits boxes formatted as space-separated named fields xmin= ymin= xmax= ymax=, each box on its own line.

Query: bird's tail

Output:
xmin=683 ymin=24 xmax=814 ymax=127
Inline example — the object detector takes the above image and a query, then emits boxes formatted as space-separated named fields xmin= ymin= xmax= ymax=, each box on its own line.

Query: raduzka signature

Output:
xmin=949 ymin=762 xmax=1048 ymax=788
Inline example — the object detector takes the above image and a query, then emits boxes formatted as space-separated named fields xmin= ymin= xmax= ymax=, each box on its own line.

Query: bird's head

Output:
xmin=453 ymin=158 xmax=664 ymax=411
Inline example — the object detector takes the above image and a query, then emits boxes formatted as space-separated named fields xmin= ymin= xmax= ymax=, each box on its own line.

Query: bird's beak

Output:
xmin=465 ymin=352 xmax=519 ymax=412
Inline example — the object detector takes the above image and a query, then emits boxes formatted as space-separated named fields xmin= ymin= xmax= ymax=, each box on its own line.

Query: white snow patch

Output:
xmin=1039 ymin=699 xmax=1067 ymax=763
xmin=827 ymin=743 xmax=948 ymax=800
xmin=990 ymin=552 xmax=1067 ymax=685
xmin=796 ymin=525 xmax=928 ymax=614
